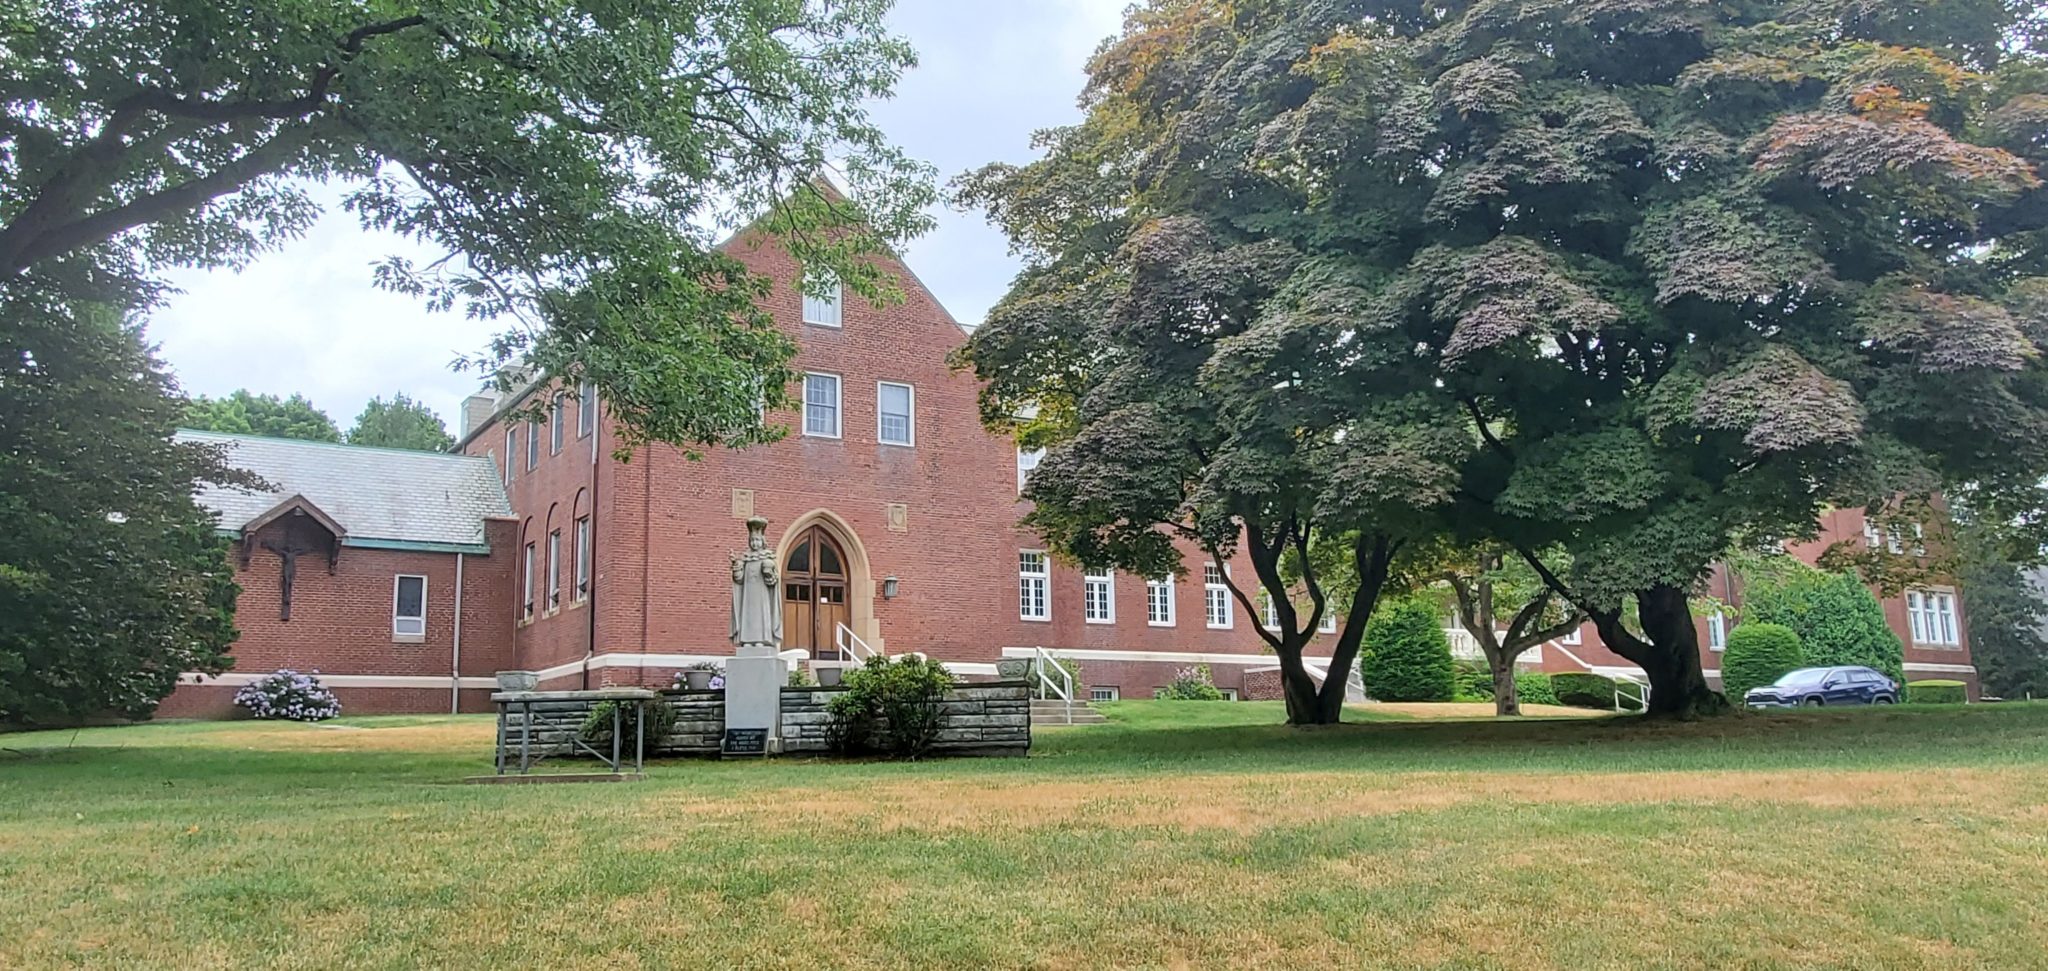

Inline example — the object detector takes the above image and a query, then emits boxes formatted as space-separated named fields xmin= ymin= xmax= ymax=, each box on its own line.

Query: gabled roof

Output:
xmin=178 ymin=430 xmax=513 ymax=553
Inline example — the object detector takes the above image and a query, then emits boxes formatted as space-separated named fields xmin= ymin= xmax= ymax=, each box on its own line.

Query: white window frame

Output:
xmin=1019 ymin=550 xmax=1050 ymax=622
xmin=1089 ymin=686 xmax=1120 ymax=702
xmin=1261 ymin=593 xmax=1281 ymax=631
xmin=1319 ymin=610 xmax=1338 ymax=634
xmin=574 ymin=516 xmax=591 ymax=602
xmin=1907 ymin=588 xmax=1960 ymax=647
xmin=1706 ymin=611 xmax=1726 ymax=652
xmin=525 ymin=419 xmax=540 ymax=470
xmin=1147 ymin=576 xmax=1176 ymax=627
xmin=392 ymin=574 xmax=427 ymax=641
xmin=578 ymin=381 xmax=597 ymax=438
xmin=1204 ymin=564 xmax=1233 ymax=629
xmin=801 ymin=270 xmax=843 ymax=327
xmin=547 ymin=529 xmax=562 ymax=610
xmin=522 ymin=543 xmax=536 ymax=620
xmin=1017 ymin=446 xmax=1044 ymax=494
xmin=503 ymin=429 xmax=516 ymax=484
xmin=1083 ymin=567 xmax=1115 ymax=624
xmin=876 ymin=381 xmax=915 ymax=446
xmin=550 ymin=393 xmax=564 ymax=455
xmin=1219 ymin=688 xmax=1240 ymax=701
xmin=1561 ymin=624 xmax=1583 ymax=646
xmin=803 ymin=372 xmax=842 ymax=439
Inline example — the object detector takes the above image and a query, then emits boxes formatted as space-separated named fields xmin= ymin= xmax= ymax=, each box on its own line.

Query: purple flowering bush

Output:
xmin=234 ymin=669 xmax=341 ymax=721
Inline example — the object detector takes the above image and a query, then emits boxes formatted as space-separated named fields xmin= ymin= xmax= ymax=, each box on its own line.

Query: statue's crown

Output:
xmin=745 ymin=515 xmax=769 ymax=531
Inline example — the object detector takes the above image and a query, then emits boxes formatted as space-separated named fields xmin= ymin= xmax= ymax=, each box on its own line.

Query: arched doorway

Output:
xmin=783 ymin=524 xmax=851 ymax=660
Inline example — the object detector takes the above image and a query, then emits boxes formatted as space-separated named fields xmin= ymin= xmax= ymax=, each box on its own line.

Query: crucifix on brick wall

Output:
xmin=240 ymin=501 xmax=342 ymax=622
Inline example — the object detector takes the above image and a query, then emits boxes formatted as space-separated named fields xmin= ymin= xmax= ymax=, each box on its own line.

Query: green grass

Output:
xmin=5 ymin=702 xmax=2048 ymax=969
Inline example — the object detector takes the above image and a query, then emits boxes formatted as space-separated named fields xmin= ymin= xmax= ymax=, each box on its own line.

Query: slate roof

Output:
xmin=178 ymin=430 xmax=513 ymax=552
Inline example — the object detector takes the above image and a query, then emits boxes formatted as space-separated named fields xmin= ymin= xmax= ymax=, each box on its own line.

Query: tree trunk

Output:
xmin=1491 ymin=651 xmax=1520 ymax=717
xmin=1276 ymin=646 xmax=1326 ymax=725
xmin=1591 ymin=584 xmax=1728 ymax=718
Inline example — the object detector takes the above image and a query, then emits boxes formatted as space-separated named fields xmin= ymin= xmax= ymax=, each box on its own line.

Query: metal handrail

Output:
xmin=1548 ymin=640 xmax=1652 ymax=712
xmin=834 ymin=622 xmax=878 ymax=664
xmin=1031 ymin=647 xmax=1074 ymax=724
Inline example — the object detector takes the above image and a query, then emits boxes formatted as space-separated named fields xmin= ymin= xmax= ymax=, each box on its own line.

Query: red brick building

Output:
xmin=163 ymin=432 xmax=518 ymax=716
xmin=164 ymin=230 xmax=1978 ymax=715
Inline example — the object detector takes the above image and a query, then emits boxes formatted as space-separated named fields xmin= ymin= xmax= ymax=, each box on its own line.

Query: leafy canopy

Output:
xmin=346 ymin=392 xmax=453 ymax=452
xmin=183 ymin=389 xmax=339 ymax=442
xmin=0 ymin=0 xmax=937 ymax=453
xmin=1 ymin=301 xmax=241 ymax=724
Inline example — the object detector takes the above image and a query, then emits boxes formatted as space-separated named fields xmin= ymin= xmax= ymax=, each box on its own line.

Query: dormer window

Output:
xmin=802 ymin=270 xmax=842 ymax=327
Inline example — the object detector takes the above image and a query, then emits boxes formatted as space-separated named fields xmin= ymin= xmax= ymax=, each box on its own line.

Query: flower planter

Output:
xmin=816 ymin=666 xmax=844 ymax=687
xmin=682 ymin=669 xmax=717 ymax=691
xmin=495 ymin=671 xmax=540 ymax=692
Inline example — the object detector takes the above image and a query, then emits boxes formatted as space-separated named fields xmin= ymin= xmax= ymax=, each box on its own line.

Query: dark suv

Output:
xmin=1743 ymin=666 xmax=1900 ymax=708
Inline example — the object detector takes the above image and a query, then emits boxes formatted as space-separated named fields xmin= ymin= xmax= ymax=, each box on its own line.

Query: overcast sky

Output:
xmin=145 ymin=0 xmax=1125 ymax=434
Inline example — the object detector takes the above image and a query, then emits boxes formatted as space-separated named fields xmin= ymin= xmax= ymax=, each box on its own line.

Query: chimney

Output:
xmin=460 ymin=393 xmax=498 ymax=439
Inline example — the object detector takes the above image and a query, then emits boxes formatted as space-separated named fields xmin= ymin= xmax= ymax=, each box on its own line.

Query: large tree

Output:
xmin=346 ymin=392 xmax=452 ymax=451
xmin=184 ymin=389 xmax=340 ymax=441
xmin=979 ymin=0 xmax=2048 ymax=717
xmin=0 ymin=1 xmax=936 ymax=452
xmin=1 ymin=296 xmax=242 ymax=725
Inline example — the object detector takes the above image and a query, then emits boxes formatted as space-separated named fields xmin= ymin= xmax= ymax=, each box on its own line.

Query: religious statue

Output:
xmin=730 ymin=516 xmax=782 ymax=650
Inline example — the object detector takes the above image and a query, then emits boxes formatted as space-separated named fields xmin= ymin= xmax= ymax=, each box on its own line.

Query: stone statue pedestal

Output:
xmin=721 ymin=650 xmax=784 ymax=757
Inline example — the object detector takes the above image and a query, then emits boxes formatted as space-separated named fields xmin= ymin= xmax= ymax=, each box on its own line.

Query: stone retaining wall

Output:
xmin=493 ymin=681 xmax=1030 ymax=759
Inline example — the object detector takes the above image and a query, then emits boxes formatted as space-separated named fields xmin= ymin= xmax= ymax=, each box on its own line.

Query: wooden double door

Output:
xmin=783 ymin=525 xmax=850 ymax=661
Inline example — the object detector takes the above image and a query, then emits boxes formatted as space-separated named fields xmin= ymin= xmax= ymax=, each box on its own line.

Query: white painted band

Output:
xmin=179 ymin=672 xmax=499 ymax=689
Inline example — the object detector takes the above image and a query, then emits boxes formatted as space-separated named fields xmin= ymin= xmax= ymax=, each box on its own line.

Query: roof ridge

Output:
xmin=177 ymin=428 xmax=491 ymax=463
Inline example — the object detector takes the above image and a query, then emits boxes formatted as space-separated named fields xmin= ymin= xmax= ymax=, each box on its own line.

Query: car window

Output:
xmin=1777 ymin=669 xmax=1828 ymax=686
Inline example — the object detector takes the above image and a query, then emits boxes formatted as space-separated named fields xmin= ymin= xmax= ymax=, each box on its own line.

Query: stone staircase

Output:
xmin=1029 ymin=698 xmax=1109 ymax=727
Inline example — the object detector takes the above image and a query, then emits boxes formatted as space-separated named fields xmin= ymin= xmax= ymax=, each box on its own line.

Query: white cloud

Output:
xmin=144 ymin=0 xmax=1124 ymax=434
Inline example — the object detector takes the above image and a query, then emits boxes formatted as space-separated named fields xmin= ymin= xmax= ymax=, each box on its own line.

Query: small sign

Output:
xmin=722 ymin=728 xmax=769 ymax=757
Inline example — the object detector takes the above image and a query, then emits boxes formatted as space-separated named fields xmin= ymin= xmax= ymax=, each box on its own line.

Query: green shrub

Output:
xmin=1721 ymin=623 xmax=1806 ymax=699
xmin=1158 ymin=664 xmax=1226 ymax=700
xmin=578 ymin=698 xmax=677 ymax=748
xmin=1906 ymin=679 xmax=1968 ymax=704
xmin=787 ymin=665 xmax=814 ymax=687
xmin=1744 ymin=564 xmax=1904 ymax=683
xmin=1551 ymin=672 xmax=1645 ymax=711
xmin=1359 ymin=599 xmax=1457 ymax=702
xmin=1452 ymin=660 xmax=1494 ymax=701
xmin=1515 ymin=672 xmax=1559 ymax=706
xmin=826 ymin=654 xmax=956 ymax=758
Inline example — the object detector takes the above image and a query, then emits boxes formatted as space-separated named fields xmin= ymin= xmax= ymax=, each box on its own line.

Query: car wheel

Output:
xmin=1802 ymin=696 xmax=1824 ymax=707
xmin=1874 ymin=695 xmax=1895 ymax=705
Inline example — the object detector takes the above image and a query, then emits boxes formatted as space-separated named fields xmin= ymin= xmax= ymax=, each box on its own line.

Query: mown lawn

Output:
xmin=4 ymin=702 xmax=2047 ymax=970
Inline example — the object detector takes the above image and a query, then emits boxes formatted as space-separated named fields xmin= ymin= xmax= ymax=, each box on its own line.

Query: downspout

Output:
xmin=582 ymin=394 xmax=601 ymax=690
xmin=451 ymin=552 xmax=465 ymax=713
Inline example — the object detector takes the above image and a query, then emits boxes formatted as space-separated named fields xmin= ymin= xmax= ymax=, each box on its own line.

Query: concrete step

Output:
xmin=1028 ymin=700 xmax=1109 ymax=726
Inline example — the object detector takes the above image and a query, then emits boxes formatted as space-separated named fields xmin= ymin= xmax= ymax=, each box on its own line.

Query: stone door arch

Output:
xmin=775 ymin=511 xmax=881 ymax=657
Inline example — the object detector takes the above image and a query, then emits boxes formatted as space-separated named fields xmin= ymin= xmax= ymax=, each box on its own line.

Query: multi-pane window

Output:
xmin=503 ymin=428 xmax=516 ymax=484
xmin=393 ymin=575 xmax=426 ymax=638
xmin=1019 ymin=551 xmax=1050 ymax=621
xmin=1147 ymin=576 xmax=1175 ymax=626
xmin=1319 ymin=611 xmax=1337 ymax=634
xmin=1083 ymin=568 xmax=1114 ymax=624
xmin=550 ymin=393 xmax=564 ymax=454
xmin=1865 ymin=519 xmax=1914 ymax=554
xmin=804 ymin=373 xmax=841 ymax=438
xmin=522 ymin=542 xmax=536 ymax=620
xmin=1907 ymin=589 xmax=1960 ymax=646
xmin=1706 ymin=611 xmax=1726 ymax=651
xmin=1090 ymin=686 xmax=1120 ymax=702
xmin=1017 ymin=447 xmax=1044 ymax=494
xmin=574 ymin=516 xmax=591 ymax=601
xmin=877 ymin=381 xmax=915 ymax=446
xmin=1204 ymin=564 xmax=1232 ymax=629
xmin=578 ymin=381 xmax=597 ymax=437
xmin=802 ymin=270 xmax=843 ymax=327
xmin=525 ymin=419 xmax=540 ymax=470
xmin=1561 ymin=624 xmax=1583 ymax=646
xmin=1261 ymin=593 xmax=1280 ymax=631
xmin=547 ymin=529 xmax=562 ymax=609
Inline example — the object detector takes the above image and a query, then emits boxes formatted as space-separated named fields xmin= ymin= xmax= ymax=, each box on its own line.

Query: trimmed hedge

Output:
xmin=1452 ymin=660 xmax=1494 ymax=701
xmin=1359 ymin=598 xmax=1457 ymax=702
xmin=1744 ymin=565 xmax=1904 ymax=684
xmin=1551 ymin=672 xmax=1645 ymax=711
xmin=1514 ymin=672 xmax=1560 ymax=706
xmin=1721 ymin=623 xmax=1805 ymax=699
xmin=1906 ymin=679 xmax=1968 ymax=704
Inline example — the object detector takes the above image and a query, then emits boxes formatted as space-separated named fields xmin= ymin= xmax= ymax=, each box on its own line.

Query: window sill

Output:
xmin=801 ymin=319 xmax=843 ymax=329
xmin=1085 ymin=618 xmax=1115 ymax=626
xmin=1148 ymin=621 xmax=1175 ymax=628
xmin=1206 ymin=623 xmax=1233 ymax=631
xmin=878 ymin=440 xmax=915 ymax=449
xmin=392 ymin=633 xmax=426 ymax=645
xmin=1021 ymin=616 xmax=1051 ymax=624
